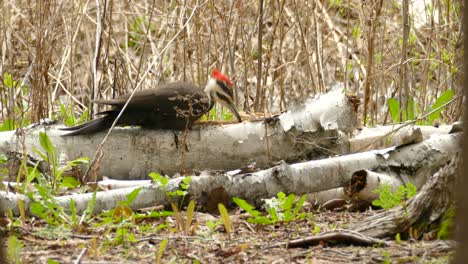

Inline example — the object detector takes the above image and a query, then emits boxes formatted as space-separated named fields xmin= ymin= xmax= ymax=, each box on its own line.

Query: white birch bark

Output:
xmin=1 ymin=133 xmax=460 ymax=216
xmin=345 ymin=170 xmax=405 ymax=202
xmin=307 ymin=187 xmax=347 ymax=205
xmin=349 ymin=124 xmax=453 ymax=152
xmin=0 ymin=87 xmax=358 ymax=179
xmin=349 ymin=154 xmax=459 ymax=238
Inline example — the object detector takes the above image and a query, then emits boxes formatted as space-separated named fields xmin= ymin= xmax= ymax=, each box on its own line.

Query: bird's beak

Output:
xmin=226 ymin=101 xmax=242 ymax=123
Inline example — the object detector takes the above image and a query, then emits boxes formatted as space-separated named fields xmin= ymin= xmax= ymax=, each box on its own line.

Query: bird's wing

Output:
xmin=91 ymin=82 xmax=209 ymax=114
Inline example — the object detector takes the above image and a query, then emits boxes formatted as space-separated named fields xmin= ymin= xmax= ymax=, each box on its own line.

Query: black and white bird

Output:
xmin=61 ymin=69 xmax=241 ymax=136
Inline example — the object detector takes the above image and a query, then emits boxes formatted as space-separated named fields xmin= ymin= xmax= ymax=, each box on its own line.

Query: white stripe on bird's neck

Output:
xmin=204 ymin=78 xmax=218 ymax=104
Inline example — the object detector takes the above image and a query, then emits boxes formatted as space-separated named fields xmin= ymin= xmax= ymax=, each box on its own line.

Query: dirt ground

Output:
xmin=7 ymin=208 xmax=455 ymax=263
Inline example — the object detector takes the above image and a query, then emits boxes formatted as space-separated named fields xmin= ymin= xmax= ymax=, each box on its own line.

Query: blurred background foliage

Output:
xmin=0 ymin=0 xmax=463 ymax=129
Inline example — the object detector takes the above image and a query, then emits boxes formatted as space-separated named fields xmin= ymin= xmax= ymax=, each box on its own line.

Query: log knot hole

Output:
xmin=344 ymin=170 xmax=368 ymax=197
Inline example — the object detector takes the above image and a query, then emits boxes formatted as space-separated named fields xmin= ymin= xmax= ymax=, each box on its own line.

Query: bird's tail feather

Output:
xmin=59 ymin=117 xmax=104 ymax=131
xmin=60 ymin=115 xmax=114 ymax=136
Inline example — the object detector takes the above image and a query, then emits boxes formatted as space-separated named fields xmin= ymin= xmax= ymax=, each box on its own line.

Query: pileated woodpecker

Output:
xmin=61 ymin=69 xmax=241 ymax=136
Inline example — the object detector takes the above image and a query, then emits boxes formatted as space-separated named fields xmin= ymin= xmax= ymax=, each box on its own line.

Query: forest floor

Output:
xmin=13 ymin=206 xmax=455 ymax=263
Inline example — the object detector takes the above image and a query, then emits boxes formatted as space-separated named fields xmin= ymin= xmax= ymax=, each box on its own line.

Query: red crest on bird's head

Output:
xmin=211 ymin=69 xmax=233 ymax=87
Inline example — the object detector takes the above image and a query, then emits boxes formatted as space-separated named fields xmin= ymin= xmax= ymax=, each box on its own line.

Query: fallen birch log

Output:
xmin=0 ymin=87 xmax=358 ymax=179
xmin=349 ymin=124 xmax=454 ymax=152
xmin=342 ymin=126 xmax=462 ymax=206
xmin=308 ymin=188 xmax=347 ymax=205
xmin=1 ymin=133 xmax=460 ymax=216
xmin=349 ymin=153 xmax=459 ymax=238
xmin=345 ymin=170 xmax=409 ymax=202
xmin=0 ymin=182 xmax=169 ymax=217
xmin=309 ymin=127 xmax=461 ymax=206
xmin=87 ymin=179 xmax=152 ymax=190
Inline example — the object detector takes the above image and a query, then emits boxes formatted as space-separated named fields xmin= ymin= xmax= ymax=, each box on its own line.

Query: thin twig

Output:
xmin=51 ymin=0 xmax=91 ymax=113
xmin=312 ymin=2 xmax=325 ymax=93
xmin=291 ymin=0 xmax=317 ymax=94
xmin=254 ymin=0 xmax=264 ymax=112
xmin=362 ymin=0 xmax=383 ymax=125
xmin=73 ymin=247 xmax=88 ymax=264
xmin=398 ymin=0 xmax=410 ymax=121
xmin=269 ymin=229 xmax=389 ymax=248
xmin=91 ymin=0 xmax=107 ymax=117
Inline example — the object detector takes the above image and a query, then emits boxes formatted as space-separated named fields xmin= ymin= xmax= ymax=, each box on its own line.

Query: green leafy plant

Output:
xmin=201 ymin=105 xmax=235 ymax=122
xmin=93 ymin=188 xmax=142 ymax=246
xmin=233 ymin=192 xmax=307 ymax=225
xmin=387 ymin=89 xmax=454 ymax=124
xmin=133 ymin=210 xmax=173 ymax=220
xmin=0 ymin=119 xmax=16 ymax=132
xmin=395 ymin=233 xmax=402 ymax=244
xmin=6 ymin=208 xmax=22 ymax=232
xmin=33 ymin=132 xmax=89 ymax=192
xmin=388 ymin=97 xmax=401 ymax=123
xmin=233 ymin=197 xmax=272 ymax=225
xmin=167 ymin=176 xmax=191 ymax=198
xmin=156 ymin=238 xmax=168 ymax=264
xmin=126 ymin=16 xmax=156 ymax=49
xmin=131 ymin=174 xmax=174 ymax=222
xmin=111 ymin=188 xmax=141 ymax=224
xmin=185 ymin=200 xmax=196 ymax=235
xmin=29 ymin=184 xmax=70 ymax=226
xmin=95 ymin=188 xmax=142 ymax=228
xmin=167 ymin=199 xmax=198 ymax=234
xmin=218 ymin=203 xmax=232 ymax=239
xmin=150 ymin=172 xmax=191 ymax=197
xmin=0 ymin=73 xmax=31 ymax=131
xmin=205 ymin=219 xmax=223 ymax=233
xmin=29 ymin=187 xmax=98 ymax=229
xmin=150 ymin=172 xmax=191 ymax=209
xmin=21 ymin=190 xmax=93 ymax=237
xmin=3 ymin=72 xmax=20 ymax=90
xmin=79 ymin=191 xmax=97 ymax=225
xmin=266 ymin=192 xmax=308 ymax=223
xmin=437 ymin=207 xmax=455 ymax=240
xmin=372 ymin=183 xmax=417 ymax=209
xmin=7 ymin=235 xmax=23 ymax=264
xmin=170 ymin=203 xmax=181 ymax=232
xmin=427 ymin=89 xmax=454 ymax=125
xmin=387 ymin=97 xmax=419 ymax=123
xmin=58 ymin=102 xmax=89 ymax=127
xmin=113 ymin=227 xmax=138 ymax=246
xmin=312 ymin=225 xmax=321 ymax=235
xmin=382 ymin=250 xmax=391 ymax=264
xmin=0 ymin=154 xmax=8 ymax=186
xmin=352 ymin=25 xmax=360 ymax=39
xmin=150 ymin=172 xmax=169 ymax=188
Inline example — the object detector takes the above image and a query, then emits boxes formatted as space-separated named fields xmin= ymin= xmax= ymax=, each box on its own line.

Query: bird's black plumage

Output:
xmin=61 ymin=82 xmax=212 ymax=136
